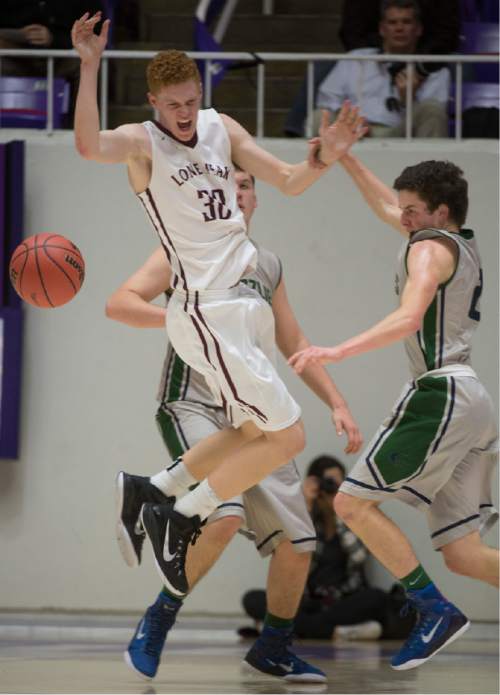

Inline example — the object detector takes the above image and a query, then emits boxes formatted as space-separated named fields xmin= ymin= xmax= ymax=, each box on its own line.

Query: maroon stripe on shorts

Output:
xmin=189 ymin=315 xmax=216 ymax=371
xmin=193 ymin=291 xmax=268 ymax=423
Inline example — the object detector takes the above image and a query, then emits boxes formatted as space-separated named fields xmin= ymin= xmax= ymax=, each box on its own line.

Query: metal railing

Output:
xmin=0 ymin=49 xmax=498 ymax=138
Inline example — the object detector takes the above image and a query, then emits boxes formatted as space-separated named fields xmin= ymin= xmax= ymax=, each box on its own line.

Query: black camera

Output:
xmin=318 ymin=476 xmax=339 ymax=495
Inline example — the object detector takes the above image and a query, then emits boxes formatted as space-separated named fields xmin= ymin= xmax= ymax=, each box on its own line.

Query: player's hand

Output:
xmin=288 ymin=345 xmax=344 ymax=374
xmin=395 ymin=70 xmax=424 ymax=102
xmin=317 ymin=101 xmax=367 ymax=165
xmin=22 ymin=24 xmax=53 ymax=47
xmin=71 ymin=11 xmax=109 ymax=65
xmin=331 ymin=404 xmax=363 ymax=454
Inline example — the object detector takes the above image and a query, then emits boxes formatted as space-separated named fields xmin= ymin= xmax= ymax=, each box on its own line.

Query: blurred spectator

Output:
xmin=241 ymin=455 xmax=416 ymax=642
xmin=339 ymin=0 xmax=460 ymax=54
xmin=284 ymin=0 xmax=457 ymax=138
xmin=316 ymin=0 xmax=450 ymax=138
xmin=0 ymin=1 xmax=104 ymax=76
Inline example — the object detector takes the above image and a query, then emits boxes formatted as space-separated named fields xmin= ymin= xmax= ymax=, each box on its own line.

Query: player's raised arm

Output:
xmin=339 ymin=153 xmax=407 ymax=235
xmin=272 ymin=276 xmax=362 ymax=454
xmin=222 ymin=102 xmax=366 ymax=196
xmin=105 ymin=247 xmax=172 ymax=328
xmin=72 ymin=12 xmax=139 ymax=163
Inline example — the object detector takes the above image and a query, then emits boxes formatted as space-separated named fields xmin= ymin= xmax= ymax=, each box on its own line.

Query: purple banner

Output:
xmin=0 ymin=308 xmax=23 ymax=458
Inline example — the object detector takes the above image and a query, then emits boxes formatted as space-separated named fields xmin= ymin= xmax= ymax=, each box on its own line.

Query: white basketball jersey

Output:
xmin=138 ymin=109 xmax=257 ymax=290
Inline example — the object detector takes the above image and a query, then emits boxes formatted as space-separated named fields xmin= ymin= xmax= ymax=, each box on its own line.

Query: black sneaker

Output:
xmin=140 ymin=503 xmax=201 ymax=598
xmin=115 ymin=471 xmax=174 ymax=568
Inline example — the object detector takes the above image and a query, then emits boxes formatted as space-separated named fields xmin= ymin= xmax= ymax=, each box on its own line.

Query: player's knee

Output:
xmin=442 ymin=548 xmax=471 ymax=577
xmin=213 ymin=515 xmax=242 ymax=543
xmin=285 ymin=420 xmax=306 ymax=458
xmin=334 ymin=491 xmax=366 ymax=523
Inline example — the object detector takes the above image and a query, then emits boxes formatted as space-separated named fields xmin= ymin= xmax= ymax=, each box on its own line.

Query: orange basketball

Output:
xmin=9 ymin=233 xmax=85 ymax=308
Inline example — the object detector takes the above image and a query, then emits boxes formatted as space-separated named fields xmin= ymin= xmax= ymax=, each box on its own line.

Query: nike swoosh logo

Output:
xmin=136 ymin=619 xmax=146 ymax=640
xmin=163 ymin=520 xmax=176 ymax=562
xmin=409 ymin=573 xmax=423 ymax=586
xmin=422 ymin=617 xmax=443 ymax=643
xmin=267 ymin=660 xmax=293 ymax=673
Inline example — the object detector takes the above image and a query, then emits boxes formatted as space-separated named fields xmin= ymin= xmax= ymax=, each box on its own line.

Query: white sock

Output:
xmin=150 ymin=458 xmax=198 ymax=497
xmin=174 ymin=479 xmax=223 ymax=521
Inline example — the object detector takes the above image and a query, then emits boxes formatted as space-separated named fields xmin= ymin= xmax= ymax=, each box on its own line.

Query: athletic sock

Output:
xmin=261 ymin=613 xmax=294 ymax=643
xmin=150 ymin=457 xmax=198 ymax=497
xmin=400 ymin=564 xmax=433 ymax=592
xmin=174 ymin=478 xmax=223 ymax=520
xmin=161 ymin=587 xmax=184 ymax=605
xmin=263 ymin=612 xmax=294 ymax=632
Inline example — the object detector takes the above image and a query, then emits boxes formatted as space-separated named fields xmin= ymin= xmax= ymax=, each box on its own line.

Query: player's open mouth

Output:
xmin=177 ymin=120 xmax=192 ymax=133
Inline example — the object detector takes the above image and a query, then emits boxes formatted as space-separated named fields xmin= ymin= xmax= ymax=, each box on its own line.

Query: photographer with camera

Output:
xmin=316 ymin=0 xmax=450 ymax=138
xmin=241 ymin=455 xmax=416 ymax=641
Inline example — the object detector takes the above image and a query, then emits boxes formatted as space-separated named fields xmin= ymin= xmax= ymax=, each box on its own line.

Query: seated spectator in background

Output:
xmin=316 ymin=0 xmax=450 ymax=138
xmin=284 ymin=0 xmax=457 ymax=138
xmin=339 ymin=0 xmax=460 ymax=54
xmin=241 ymin=455 xmax=416 ymax=642
xmin=0 ymin=0 xmax=104 ymax=76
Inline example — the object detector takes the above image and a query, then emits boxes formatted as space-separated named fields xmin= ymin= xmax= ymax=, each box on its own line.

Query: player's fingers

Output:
xmin=100 ymin=18 xmax=111 ymax=41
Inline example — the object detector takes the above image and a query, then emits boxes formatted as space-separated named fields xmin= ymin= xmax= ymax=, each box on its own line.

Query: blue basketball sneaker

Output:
xmin=391 ymin=586 xmax=470 ymax=670
xmin=124 ymin=591 xmax=181 ymax=679
xmin=243 ymin=627 xmax=327 ymax=683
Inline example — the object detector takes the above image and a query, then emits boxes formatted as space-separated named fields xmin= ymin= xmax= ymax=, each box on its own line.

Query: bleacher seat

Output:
xmin=0 ymin=77 xmax=70 ymax=129
xmin=460 ymin=21 xmax=499 ymax=82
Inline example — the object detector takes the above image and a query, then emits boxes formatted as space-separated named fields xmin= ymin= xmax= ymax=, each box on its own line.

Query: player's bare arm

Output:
xmin=105 ymin=247 xmax=172 ymax=328
xmin=272 ymin=278 xmax=362 ymax=454
xmin=339 ymin=153 xmax=407 ymax=235
xmin=222 ymin=102 xmax=366 ymax=196
xmin=72 ymin=12 xmax=150 ymax=173
xmin=289 ymin=238 xmax=457 ymax=373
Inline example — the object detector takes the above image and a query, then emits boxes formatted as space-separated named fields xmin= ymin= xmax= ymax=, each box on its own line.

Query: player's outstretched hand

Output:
xmin=71 ymin=11 xmax=110 ymax=65
xmin=317 ymin=101 xmax=367 ymax=165
xmin=331 ymin=403 xmax=363 ymax=455
xmin=288 ymin=345 xmax=343 ymax=373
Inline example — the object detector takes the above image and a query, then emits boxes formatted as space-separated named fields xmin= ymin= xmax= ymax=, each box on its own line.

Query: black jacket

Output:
xmin=0 ymin=0 xmax=105 ymax=48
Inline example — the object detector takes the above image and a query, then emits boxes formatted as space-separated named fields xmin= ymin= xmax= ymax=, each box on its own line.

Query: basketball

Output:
xmin=9 ymin=233 xmax=85 ymax=308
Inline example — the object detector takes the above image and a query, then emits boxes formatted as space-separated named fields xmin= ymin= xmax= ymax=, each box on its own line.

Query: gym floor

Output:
xmin=0 ymin=613 xmax=498 ymax=694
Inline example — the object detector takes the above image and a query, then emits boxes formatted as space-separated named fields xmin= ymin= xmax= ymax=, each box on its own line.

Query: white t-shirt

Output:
xmin=317 ymin=48 xmax=450 ymax=128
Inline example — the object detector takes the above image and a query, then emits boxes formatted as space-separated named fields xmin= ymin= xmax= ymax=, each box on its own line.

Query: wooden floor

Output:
xmin=0 ymin=614 xmax=498 ymax=695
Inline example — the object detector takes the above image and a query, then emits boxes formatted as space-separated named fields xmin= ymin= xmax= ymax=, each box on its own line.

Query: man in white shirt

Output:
xmin=317 ymin=0 xmax=450 ymax=137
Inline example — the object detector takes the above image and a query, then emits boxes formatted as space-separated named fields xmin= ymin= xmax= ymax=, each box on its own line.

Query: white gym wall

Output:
xmin=0 ymin=132 xmax=497 ymax=619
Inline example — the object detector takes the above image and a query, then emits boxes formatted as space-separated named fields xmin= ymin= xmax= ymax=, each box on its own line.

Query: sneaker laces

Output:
xmin=143 ymin=607 xmax=171 ymax=657
xmin=172 ymin=524 xmax=202 ymax=575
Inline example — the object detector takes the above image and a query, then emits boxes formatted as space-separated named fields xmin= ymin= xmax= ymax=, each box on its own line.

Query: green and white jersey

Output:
xmin=397 ymin=228 xmax=483 ymax=378
xmin=157 ymin=240 xmax=282 ymax=406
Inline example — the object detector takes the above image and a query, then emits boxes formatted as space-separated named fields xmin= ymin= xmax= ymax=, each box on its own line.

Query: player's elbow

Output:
xmin=405 ymin=313 xmax=423 ymax=335
xmin=105 ymin=296 xmax=120 ymax=320
xmin=75 ymin=139 xmax=95 ymax=160
xmin=74 ymin=135 xmax=100 ymax=161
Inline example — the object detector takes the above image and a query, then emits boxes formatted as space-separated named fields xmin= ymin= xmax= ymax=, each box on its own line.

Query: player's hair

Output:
xmin=307 ymin=455 xmax=346 ymax=480
xmin=380 ymin=0 xmax=421 ymax=21
xmin=234 ymin=164 xmax=256 ymax=186
xmin=393 ymin=160 xmax=469 ymax=227
xmin=146 ymin=50 xmax=201 ymax=93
